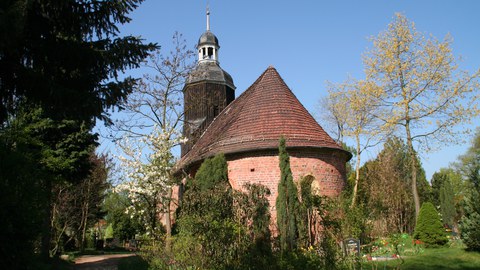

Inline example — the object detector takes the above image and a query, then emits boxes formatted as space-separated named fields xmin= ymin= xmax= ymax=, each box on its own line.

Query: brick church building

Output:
xmin=176 ymin=10 xmax=351 ymax=223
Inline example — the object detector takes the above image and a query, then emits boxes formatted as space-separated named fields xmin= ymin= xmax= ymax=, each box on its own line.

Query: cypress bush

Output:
xmin=414 ymin=202 xmax=447 ymax=247
xmin=276 ymin=136 xmax=301 ymax=252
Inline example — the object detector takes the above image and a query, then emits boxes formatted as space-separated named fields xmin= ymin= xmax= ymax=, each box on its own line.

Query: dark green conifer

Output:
xmin=439 ymin=179 xmax=455 ymax=227
xmin=276 ymin=136 xmax=300 ymax=252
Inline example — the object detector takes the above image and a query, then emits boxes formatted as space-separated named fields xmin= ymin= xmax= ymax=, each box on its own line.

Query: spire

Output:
xmin=206 ymin=5 xmax=210 ymax=31
xmin=197 ymin=5 xmax=219 ymax=63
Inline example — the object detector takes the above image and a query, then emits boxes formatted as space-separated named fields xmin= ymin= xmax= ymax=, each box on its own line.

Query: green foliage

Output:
xmin=0 ymin=130 xmax=47 ymax=268
xmin=460 ymin=195 xmax=480 ymax=251
xmin=174 ymin=154 xmax=237 ymax=269
xmin=341 ymin=199 xmax=372 ymax=245
xmin=50 ymin=153 xmax=111 ymax=255
xmin=276 ymin=136 xmax=301 ymax=252
xmin=1 ymin=0 xmax=153 ymax=266
xmin=194 ymin=153 xmax=229 ymax=192
xmin=359 ymin=137 xmax=430 ymax=235
xmin=235 ymin=183 xmax=272 ymax=263
xmin=0 ymin=0 xmax=156 ymax=123
xmin=431 ymin=170 xmax=449 ymax=207
xmin=276 ymin=249 xmax=324 ymax=270
xmin=118 ymin=255 xmax=149 ymax=270
xmin=439 ymin=178 xmax=456 ymax=228
xmin=414 ymin=202 xmax=447 ymax=247
xmin=459 ymin=130 xmax=480 ymax=251
xmin=104 ymin=192 xmax=143 ymax=241
xmin=0 ymin=105 xmax=98 ymax=266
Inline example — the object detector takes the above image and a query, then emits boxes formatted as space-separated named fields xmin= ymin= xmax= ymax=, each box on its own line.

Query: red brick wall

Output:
xmin=226 ymin=148 xmax=347 ymax=226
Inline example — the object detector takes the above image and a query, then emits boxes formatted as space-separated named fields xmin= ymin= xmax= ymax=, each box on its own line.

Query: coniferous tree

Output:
xmin=0 ymin=0 xmax=155 ymax=264
xmin=439 ymin=179 xmax=456 ymax=228
xmin=0 ymin=0 xmax=156 ymax=123
xmin=414 ymin=202 xmax=447 ymax=247
xmin=459 ymin=130 xmax=480 ymax=251
xmin=460 ymin=173 xmax=480 ymax=251
xmin=431 ymin=170 xmax=448 ymax=207
xmin=276 ymin=136 xmax=301 ymax=252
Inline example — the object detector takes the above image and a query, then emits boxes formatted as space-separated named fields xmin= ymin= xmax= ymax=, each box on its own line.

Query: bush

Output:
xmin=414 ymin=202 xmax=447 ymax=247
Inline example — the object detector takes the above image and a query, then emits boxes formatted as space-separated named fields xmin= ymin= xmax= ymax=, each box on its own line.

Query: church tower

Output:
xmin=181 ymin=8 xmax=235 ymax=156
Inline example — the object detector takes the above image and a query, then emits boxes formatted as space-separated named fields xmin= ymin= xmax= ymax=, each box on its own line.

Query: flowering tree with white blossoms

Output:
xmin=116 ymin=126 xmax=186 ymax=240
xmin=111 ymin=32 xmax=194 ymax=242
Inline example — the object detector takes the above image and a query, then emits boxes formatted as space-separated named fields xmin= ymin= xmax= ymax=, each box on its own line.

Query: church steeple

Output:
xmin=181 ymin=7 xmax=235 ymax=157
xmin=197 ymin=7 xmax=219 ymax=63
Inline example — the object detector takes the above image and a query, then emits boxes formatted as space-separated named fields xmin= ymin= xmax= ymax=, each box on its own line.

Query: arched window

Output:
xmin=300 ymin=175 xmax=321 ymax=202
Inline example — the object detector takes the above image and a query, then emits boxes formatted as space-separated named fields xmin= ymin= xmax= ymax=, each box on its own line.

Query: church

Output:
xmin=176 ymin=10 xmax=351 ymax=222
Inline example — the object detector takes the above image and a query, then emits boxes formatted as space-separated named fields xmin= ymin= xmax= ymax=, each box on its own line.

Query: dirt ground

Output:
xmin=73 ymin=254 xmax=136 ymax=270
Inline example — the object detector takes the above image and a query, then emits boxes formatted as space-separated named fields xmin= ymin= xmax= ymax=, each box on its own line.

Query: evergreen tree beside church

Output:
xmin=276 ymin=137 xmax=301 ymax=252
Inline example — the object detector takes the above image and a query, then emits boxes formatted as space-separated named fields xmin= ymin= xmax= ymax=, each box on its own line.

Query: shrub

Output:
xmin=414 ymin=202 xmax=447 ymax=247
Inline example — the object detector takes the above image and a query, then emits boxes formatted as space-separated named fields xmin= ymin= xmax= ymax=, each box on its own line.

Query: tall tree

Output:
xmin=0 ymin=0 xmax=156 ymax=124
xmin=0 ymin=0 xmax=154 ymax=263
xmin=363 ymin=13 xmax=480 ymax=218
xmin=459 ymin=129 xmax=480 ymax=251
xmin=431 ymin=169 xmax=450 ymax=207
xmin=323 ymin=79 xmax=384 ymax=208
xmin=0 ymin=106 xmax=97 ymax=265
xmin=276 ymin=137 xmax=301 ymax=252
xmin=439 ymin=178 xmax=455 ymax=228
xmin=50 ymin=152 xmax=110 ymax=255
xmin=116 ymin=126 xmax=182 ymax=240
xmin=359 ymin=137 xmax=429 ymax=235
xmin=113 ymin=32 xmax=194 ymax=245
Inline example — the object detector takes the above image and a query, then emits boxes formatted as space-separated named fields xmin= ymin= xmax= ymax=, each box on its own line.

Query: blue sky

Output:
xmin=104 ymin=0 xmax=480 ymax=180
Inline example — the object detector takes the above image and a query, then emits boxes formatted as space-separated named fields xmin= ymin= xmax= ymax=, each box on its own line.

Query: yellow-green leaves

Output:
xmin=364 ymin=13 xmax=479 ymax=150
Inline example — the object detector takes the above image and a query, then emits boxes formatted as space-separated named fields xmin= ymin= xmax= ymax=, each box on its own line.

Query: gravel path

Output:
xmin=73 ymin=254 xmax=136 ymax=270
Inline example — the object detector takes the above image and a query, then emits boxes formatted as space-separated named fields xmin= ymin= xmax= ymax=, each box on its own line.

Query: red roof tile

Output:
xmin=177 ymin=66 xmax=349 ymax=169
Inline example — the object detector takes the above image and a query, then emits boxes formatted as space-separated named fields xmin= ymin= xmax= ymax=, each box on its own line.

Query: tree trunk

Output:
xmin=80 ymin=178 xmax=91 ymax=252
xmin=351 ymin=134 xmax=361 ymax=208
xmin=406 ymin=122 xmax=420 ymax=220
xmin=41 ymin=178 xmax=52 ymax=261
xmin=165 ymin=187 xmax=173 ymax=252
xmin=80 ymin=202 xmax=89 ymax=252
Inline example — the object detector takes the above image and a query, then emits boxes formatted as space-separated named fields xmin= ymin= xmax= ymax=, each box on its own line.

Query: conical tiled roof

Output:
xmin=177 ymin=66 xmax=349 ymax=169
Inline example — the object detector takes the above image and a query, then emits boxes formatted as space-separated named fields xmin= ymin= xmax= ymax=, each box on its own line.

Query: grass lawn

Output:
xmin=363 ymin=246 xmax=480 ymax=270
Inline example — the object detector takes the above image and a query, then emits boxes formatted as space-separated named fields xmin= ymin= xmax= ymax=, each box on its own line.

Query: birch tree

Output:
xmin=364 ymin=13 xmax=480 ymax=218
xmin=113 ymin=32 xmax=194 ymax=242
xmin=323 ymin=79 xmax=384 ymax=208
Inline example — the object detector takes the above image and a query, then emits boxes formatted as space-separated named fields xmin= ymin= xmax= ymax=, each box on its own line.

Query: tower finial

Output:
xmin=206 ymin=5 xmax=210 ymax=31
